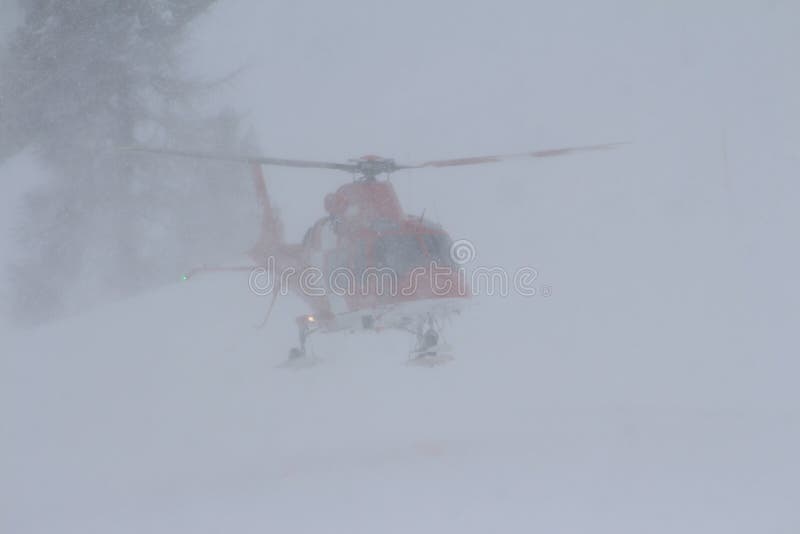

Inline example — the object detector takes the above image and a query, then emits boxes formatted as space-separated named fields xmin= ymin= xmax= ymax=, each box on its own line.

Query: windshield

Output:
xmin=422 ymin=232 xmax=454 ymax=267
xmin=373 ymin=234 xmax=425 ymax=275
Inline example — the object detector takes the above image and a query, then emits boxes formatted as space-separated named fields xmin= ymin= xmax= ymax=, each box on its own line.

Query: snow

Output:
xmin=3 ymin=1 xmax=799 ymax=532
xmin=2 ymin=269 xmax=799 ymax=533
xmin=0 ymin=149 xmax=53 ymax=331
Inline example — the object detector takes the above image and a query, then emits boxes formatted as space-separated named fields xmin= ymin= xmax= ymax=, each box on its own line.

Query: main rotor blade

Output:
xmin=404 ymin=142 xmax=625 ymax=169
xmin=121 ymin=146 xmax=358 ymax=173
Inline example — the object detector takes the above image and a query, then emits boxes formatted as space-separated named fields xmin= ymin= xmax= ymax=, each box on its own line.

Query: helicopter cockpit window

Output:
xmin=325 ymin=248 xmax=350 ymax=272
xmin=373 ymin=234 xmax=425 ymax=275
xmin=422 ymin=233 xmax=454 ymax=267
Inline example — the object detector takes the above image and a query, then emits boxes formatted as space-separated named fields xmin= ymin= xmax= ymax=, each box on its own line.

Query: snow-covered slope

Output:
xmin=2 ymin=266 xmax=798 ymax=533
xmin=3 ymin=1 xmax=799 ymax=532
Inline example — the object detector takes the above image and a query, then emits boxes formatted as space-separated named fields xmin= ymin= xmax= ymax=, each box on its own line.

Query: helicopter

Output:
xmin=126 ymin=142 xmax=621 ymax=366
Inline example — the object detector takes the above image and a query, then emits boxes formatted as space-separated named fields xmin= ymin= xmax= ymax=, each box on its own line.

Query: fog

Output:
xmin=1 ymin=1 xmax=798 ymax=533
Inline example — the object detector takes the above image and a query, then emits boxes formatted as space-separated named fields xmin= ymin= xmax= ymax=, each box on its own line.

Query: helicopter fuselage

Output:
xmin=284 ymin=179 xmax=470 ymax=335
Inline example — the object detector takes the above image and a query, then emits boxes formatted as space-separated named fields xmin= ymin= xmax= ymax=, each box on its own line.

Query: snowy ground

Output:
xmin=2 ymin=268 xmax=799 ymax=533
xmin=3 ymin=1 xmax=799 ymax=532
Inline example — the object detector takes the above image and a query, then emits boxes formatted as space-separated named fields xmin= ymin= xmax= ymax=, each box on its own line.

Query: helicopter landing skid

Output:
xmin=278 ymin=303 xmax=461 ymax=367
xmin=407 ymin=345 xmax=454 ymax=367
xmin=276 ymin=351 xmax=322 ymax=369
xmin=406 ymin=316 xmax=454 ymax=367
xmin=276 ymin=315 xmax=321 ymax=368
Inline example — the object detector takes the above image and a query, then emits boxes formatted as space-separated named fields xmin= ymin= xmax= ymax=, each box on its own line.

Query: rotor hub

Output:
xmin=351 ymin=157 xmax=398 ymax=178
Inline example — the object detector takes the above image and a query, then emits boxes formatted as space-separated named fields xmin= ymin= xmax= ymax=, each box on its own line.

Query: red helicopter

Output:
xmin=128 ymin=143 xmax=620 ymax=366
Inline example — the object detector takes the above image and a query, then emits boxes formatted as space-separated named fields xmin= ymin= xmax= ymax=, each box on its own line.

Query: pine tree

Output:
xmin=1 ymin=1 xmax=259 ymax=323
